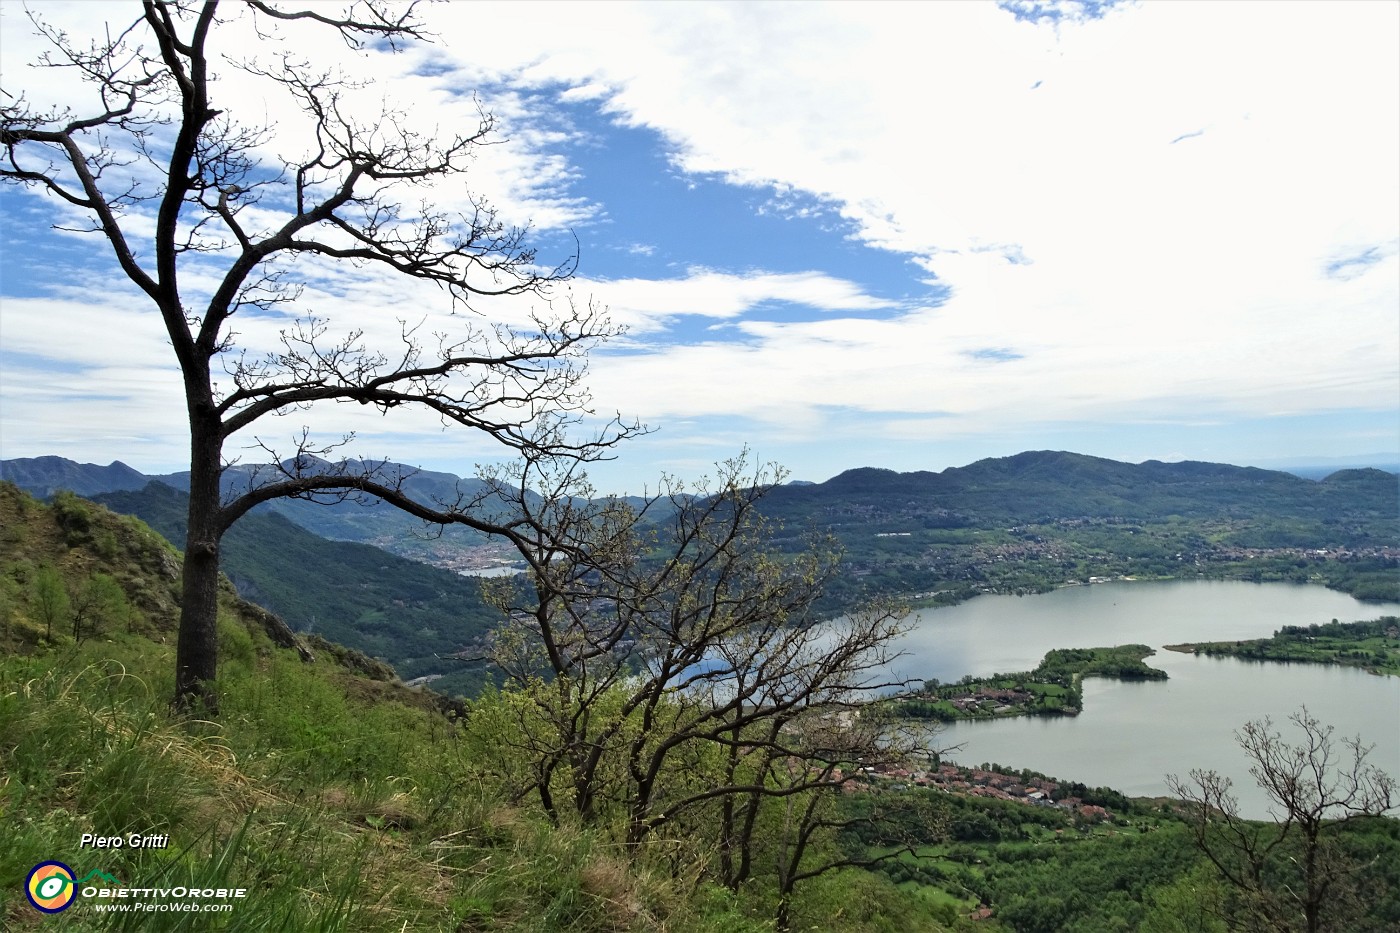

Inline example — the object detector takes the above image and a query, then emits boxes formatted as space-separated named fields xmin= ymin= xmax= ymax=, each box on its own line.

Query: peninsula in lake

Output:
xmin=1166 ymin=617 xmax=1400 ymax=676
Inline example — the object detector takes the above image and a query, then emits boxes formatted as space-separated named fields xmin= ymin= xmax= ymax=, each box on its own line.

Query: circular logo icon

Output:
xmin=26 ymin=861 xmax=77 ymax=913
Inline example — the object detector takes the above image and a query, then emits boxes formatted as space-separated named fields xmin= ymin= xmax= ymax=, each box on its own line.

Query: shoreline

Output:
xmin=1161 ymin=618 xmax=1399 ymax=677
xmin=888 ymin=644 xmax=1167 ymax=723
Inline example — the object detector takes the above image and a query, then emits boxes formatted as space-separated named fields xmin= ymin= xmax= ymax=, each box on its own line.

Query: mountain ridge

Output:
xmin=7 ymin=447 xmax=1396 ymax=536
xmin=6 ymin=451 xmax=1395 ymax=598
xmin=6 ymin=448 xmax=1396 ymax=504
xmin=771 ymin=449 xmax=1395 ymax=529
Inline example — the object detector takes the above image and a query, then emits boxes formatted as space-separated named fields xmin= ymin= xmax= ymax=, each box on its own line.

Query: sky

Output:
xmin=1 ymin=0 xmax=1397 ymax=494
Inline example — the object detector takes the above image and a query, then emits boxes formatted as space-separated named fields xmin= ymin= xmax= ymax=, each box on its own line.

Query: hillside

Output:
xmin=754 ymin=454 xmax=1398 ymax=609
xmin=762 ymin=450 xmax=1397 ymax=532
xmin=88 ymin=482 xmax=500 ymax=693
xmin=0 ymin=455 xmax=510 ymax=566
xmin=146 ymin=456 xmax=520 ymax=558
xmin=0 ymin=456 xmax=152 ymax=498
xmin=4 ymin=484 xmax=1398 ymax=932
xmin=7 ymin=451 xmax=1397 ymax=613
xmin=0 ymin=486 xmax=952 ymax=932
xmin=8 ymin=450 xmax=1394 ymax=548
xmin=0 ymin=488 xmax=635 ymax=930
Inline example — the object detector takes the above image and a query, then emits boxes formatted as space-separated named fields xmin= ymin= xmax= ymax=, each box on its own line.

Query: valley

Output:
xmin=2 ymin=459 xmax=1397 ymax=932
xmin=5 ymin=450 xmax=1397 ymax=628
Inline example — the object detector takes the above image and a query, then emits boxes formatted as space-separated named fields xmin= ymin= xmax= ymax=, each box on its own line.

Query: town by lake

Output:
xmin=887 ymin=580 xmax=1400 ymax=819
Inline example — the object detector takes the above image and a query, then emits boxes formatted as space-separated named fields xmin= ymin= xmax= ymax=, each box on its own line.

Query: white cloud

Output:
xmin=2 ymin=0 xmax=1396 ymax=483
xmin=575 ymin=268 xmax=900 ymax=335
xmin=416 ymin=0 xmax=1399 ymax=445
xmin=0 ymin=0 xmax=596 ymax=257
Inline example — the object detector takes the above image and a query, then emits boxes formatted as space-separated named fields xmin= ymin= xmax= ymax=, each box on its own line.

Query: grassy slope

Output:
xmin=0 ymin=484 xmax=720 ymax=931
xmin=8 ymin=485 xmax=1394 ymax=933
xmin=0 ymin=486 xmax=942 ymax=932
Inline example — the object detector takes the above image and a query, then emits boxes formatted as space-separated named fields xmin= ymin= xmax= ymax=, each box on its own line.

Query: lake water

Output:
xmin=889 ymin=581 xmax=1400 ymax=819
xmin=457 ymin=565 xmax=525 ymax=578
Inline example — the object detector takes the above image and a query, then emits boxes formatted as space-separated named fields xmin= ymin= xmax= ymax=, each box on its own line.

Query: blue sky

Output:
xmin=1 ymin=0 xmax=1397 ymax=494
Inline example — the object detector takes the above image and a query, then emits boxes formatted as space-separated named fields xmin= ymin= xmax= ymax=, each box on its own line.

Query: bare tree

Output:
xmin=1 ymin=1 xmax=638 ymax=709
xmin=1167 ymin=707 xmax=1397 ymax=933
xmin=477 ymin=450 xmax=919 ymax=873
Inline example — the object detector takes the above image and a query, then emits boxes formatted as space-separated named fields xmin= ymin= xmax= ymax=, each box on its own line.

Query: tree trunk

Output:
xmin=719 ymin=791 xmax=737 ymax=886
xmin=173 ymin=420 xmax=223 ymax=713
xmin=774 ymin=895 xmax=792 ymax=932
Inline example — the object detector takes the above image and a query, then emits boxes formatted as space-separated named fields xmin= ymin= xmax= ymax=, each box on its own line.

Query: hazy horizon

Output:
xmin=4 ymin=447 xmax=1396 ymax=498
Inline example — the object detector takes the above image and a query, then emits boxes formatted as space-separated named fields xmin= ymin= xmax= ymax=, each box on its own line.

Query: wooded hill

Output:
xmin=755 ymin=452 xmax=1399 ymax=607
xmin=5 ymin=450 xmax=1397 ymax=651
xmin=86 ymin=481 xmax=501 ymax=695
xmin=1 ymin=454 xmax=512 ymax=561
xmin=6 ymin=449 xmax=1394 ymax=550
xmin=762 ymin=450 xmax=1396 ymax=536
xmin=0 ymin=485 xmax=800 ymax=931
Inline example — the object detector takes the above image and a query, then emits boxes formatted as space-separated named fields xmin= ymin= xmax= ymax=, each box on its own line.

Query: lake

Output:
xmin=888 ymin=580 xmax=1400 ymax=819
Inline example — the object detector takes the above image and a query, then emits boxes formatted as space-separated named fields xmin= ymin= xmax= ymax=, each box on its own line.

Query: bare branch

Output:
xmin=242 ymin=0 xmax=431 ymax=50
xmin=1 ymin=0 xmax=637 ymax=711
xmin=1170 ymin=707 xmax=1397 ymax=933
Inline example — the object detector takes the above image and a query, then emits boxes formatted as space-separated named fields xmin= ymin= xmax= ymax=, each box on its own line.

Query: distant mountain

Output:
xmin=0 ymin=456 xmax=151 ymax=497
xmin=751 ymin=451 xmax=1397 ymax=608
xmin=146 ymin=455 xmax=510 ymax=552
xmin=0 ymin=454 xmax=658 ymax=567
xmin=2 ymin=454 xmax=514 ymax=561
xmin=5 ymin=450 xmax=1396 ymax=658
xmin=759 ymin=450 xmax=1397 ymax=534
xmin=1246 ymin=453 xmax=1400 ymax=480
xmin=8 ymin=449 xmax=1396 ymax=573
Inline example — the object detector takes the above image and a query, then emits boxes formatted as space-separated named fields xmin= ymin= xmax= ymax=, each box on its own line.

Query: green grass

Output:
xmin=0 ymin=635 xmax=745 ymax=932
xmin=1 ymin=625 xmax=951 ymax=932
xmin=0 ymin=481 xmax=948 ymax=932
